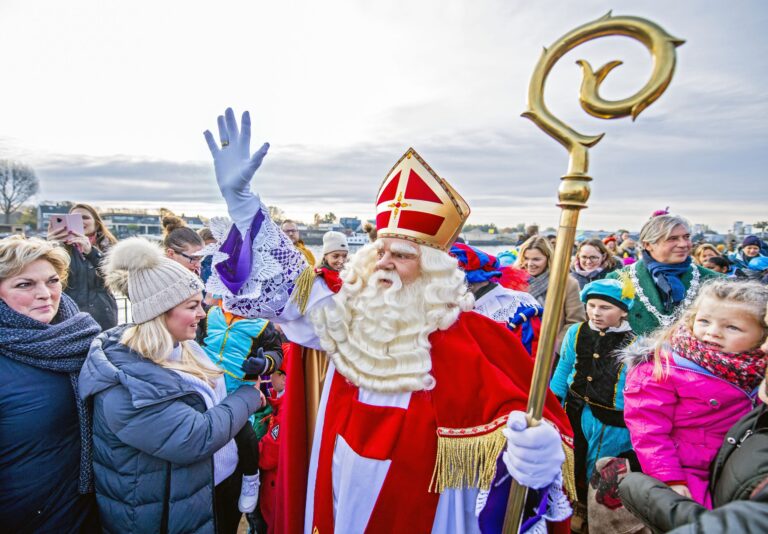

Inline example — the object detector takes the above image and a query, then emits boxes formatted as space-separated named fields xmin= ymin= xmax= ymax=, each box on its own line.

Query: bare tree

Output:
xmin=0 ymin=160 xmax=39 ymax=224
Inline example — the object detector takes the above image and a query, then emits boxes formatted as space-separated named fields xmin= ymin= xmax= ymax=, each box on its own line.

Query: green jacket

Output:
xmin=606 ymin=261 xmax=721 ymax=336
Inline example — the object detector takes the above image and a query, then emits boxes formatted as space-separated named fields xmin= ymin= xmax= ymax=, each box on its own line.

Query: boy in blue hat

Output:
xmin=550 ymin=278 xmax=637 ymax=512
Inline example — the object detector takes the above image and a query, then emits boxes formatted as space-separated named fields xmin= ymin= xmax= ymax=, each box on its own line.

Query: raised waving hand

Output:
xmin=204 ymin=108 xmax=270 ymax=232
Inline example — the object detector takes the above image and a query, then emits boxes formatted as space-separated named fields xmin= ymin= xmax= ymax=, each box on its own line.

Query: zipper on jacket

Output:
xmin=668 ymin=364 xmax=758 ymax=405
xmin=737 ymin=429 xmax=754 ymax=448
xmin=161 ymin=463 xmax=171 ymax=534
xmin=217 ymin=326 xmax=234 ymax=365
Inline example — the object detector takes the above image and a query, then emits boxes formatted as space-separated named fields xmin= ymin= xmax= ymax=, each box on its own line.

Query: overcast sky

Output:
xmin=0 ymin=0 xmax=765 ymax=232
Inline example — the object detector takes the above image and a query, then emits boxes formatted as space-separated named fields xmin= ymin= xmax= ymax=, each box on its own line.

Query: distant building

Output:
xmin=37 ymin=202 xmax=74 ymax=230
xmin=733 ymin=221 xmax=744 ymax=235
xmin=339 ymin=217 xmax=362 ymax=232
xmin=693 ymin=223 xmax=709 ymax=236
xmin=103 ymin=212 xmax=163 ymax=239
xmin=36 ymin=202 xmax=206 ymax=239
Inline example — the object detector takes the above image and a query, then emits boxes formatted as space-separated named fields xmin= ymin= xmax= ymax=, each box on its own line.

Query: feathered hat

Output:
xmin=580 ymin=277 xmax=635 ymax=312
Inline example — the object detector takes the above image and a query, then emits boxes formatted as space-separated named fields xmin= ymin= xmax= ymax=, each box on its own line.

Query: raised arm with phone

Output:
xmin=47 ymin=203 xmax=119 ymax=330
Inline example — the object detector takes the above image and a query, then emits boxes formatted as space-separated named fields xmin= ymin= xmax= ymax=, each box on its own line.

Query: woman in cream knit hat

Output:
xmin=319 ymin=230 xmax=349 ymax=272
xmin=78 ymin=238 xmax=264 ymax=534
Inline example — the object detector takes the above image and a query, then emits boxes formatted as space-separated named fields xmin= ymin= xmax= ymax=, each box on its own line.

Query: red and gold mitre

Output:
xmin=375 ymin=148 xmax=470 ymax=251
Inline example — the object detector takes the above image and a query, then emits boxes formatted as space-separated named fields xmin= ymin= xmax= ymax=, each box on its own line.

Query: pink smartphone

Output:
xmin=48 ymin=214 xmax=84 ymax=235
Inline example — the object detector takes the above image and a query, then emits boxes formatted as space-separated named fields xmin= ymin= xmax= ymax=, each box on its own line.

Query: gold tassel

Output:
xmin=429 ymin=429 xmax=507 ymax=493
xmin=291 ymin=266 xmax=317 ymax=314
xmin=561 ymin=442 xmax=577 ymax=502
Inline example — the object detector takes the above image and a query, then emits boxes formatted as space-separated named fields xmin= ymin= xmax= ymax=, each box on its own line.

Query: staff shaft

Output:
xmin=502 ymin=182 xmax=587 ymax=534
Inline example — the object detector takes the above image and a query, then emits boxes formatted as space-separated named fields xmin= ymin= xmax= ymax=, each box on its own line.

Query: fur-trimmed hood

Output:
xmin=620 ymin=336 xmax=657 ymax=369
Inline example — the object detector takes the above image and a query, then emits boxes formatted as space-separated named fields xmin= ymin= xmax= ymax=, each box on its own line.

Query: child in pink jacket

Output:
xmin=624 ymin=279 xmax=768 ymax=508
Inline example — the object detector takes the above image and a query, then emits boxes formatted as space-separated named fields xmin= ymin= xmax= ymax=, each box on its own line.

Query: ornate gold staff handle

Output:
xmin=503 ymin=12 xmax=682 ymax=533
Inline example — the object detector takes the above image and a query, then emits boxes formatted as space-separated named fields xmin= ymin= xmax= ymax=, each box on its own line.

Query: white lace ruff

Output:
xmin=474 ymin=473 xmax=571 ymax=532
xmin=204 ymin=204 xmax=308 ymax=319
xmin=473 ymin=287 xmax=539 ymax=325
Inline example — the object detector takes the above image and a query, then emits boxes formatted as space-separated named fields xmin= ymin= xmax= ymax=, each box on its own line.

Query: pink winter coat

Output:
xmin=623 ymin=347 xmax=756 ymax=508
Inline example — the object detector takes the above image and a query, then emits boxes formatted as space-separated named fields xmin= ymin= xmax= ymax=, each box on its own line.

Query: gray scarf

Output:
xmin=528 ymin=270 xmax=550 ymax=306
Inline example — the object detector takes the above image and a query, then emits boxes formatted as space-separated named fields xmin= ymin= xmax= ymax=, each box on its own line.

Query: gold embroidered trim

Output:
xmin=291 ymin=266 xmax=317 ymax=314
xmin=432 ymin=417 xmax=576 ymax=498
xmin=429 ymin=427 xmax=506 ymax=493
xmin=562 ymin=441 xmax=577 ymax=502
xmin=436 ymin=415 xmax=507 ymax=437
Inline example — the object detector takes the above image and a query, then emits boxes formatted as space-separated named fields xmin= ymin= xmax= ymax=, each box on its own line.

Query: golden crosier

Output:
xmin=503 ymin=12 xmax=682 ymax=534
xmin=522 ymin=11 xmax=684 ymax=176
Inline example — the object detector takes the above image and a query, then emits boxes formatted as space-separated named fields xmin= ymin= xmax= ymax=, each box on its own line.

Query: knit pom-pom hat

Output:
xmin=103 ymin=237 xmax=204 ymax=323
xmin=322 ymin=231 xmax=349 ymax=255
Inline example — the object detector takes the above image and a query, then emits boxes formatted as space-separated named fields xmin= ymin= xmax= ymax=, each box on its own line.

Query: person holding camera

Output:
xmin=47 ymin=203 xmax=118 ymax=331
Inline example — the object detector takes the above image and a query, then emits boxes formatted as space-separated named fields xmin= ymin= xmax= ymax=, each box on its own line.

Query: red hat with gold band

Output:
xmin=375 ymin=148 xmax=470 ymax=251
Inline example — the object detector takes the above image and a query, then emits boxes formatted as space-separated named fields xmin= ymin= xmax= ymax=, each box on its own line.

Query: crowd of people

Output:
xmin=2 ymin=109 xmax=767 ymax=534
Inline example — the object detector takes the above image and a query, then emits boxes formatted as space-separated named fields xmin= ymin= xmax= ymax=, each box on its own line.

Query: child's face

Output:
xmin=692 ymin=298 xmax=766 ymax=353
xmin=703 ymin=260 xmax=728 ymax=274
xmin=325 ymin=250 xmax=348 ymax=271
xmin=586 ymin=298 xmax=627 ymax=330
xmin=271 ymin=372 xmax=286 ymax=393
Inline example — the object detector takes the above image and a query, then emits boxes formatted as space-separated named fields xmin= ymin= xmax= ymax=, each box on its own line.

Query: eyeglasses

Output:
xmin=176 ymin=251 xmax=202 ymax=264
xmin=578 ymin=255 xmax=602 ymax=262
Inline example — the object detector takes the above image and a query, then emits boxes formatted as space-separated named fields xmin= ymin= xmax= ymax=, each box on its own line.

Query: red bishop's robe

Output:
xmin=300 ymin=311 xmax=573 ymax=533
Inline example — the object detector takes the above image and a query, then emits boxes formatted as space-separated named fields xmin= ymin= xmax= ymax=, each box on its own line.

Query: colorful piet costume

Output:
xmin=451 ymin=242 xmax=542 ymax=356
xmin=208 ymin=144 xmax=574 ymax=533
xmin=550 ymin=279 xmax=637 ymax=503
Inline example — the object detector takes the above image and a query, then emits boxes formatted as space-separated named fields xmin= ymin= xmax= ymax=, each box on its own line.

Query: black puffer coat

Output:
xmin=64 ymin=245 xmax=117 ymax=331
xmin=619 ymin=404 xmax=768 ymax=533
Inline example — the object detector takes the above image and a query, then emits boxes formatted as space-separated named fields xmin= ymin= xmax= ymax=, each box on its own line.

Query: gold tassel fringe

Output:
xmin=291 ymin=266 xmax=317 ymax=314
xmin=429 ymin=428 xmax=507 ymax=493
xmin=562 ymin=442 xmax=577 ymax=501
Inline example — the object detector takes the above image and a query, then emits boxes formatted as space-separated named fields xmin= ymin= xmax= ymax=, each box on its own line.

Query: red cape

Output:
xmin=277 ymin=311 xmax=572 ymax=533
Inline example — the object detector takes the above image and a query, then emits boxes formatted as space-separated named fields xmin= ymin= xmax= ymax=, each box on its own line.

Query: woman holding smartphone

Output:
xmin=48 ymin=203 xmax=118 ymax=331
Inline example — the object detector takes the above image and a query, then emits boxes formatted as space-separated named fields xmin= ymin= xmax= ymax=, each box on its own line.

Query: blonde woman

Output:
xmin=693 ymin=243 xmax=721 ymax=266
xmin=516 ymin=235 xmax=586 ymax=350
xmin=79 ymin=238 xmax=264 ymax=534
xmin=0 ymin=236 xmax=101 ymax=533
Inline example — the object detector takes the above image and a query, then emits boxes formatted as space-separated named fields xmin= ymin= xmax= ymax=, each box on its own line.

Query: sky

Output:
xmin=0 ymin=0 xmax=765 ymax=233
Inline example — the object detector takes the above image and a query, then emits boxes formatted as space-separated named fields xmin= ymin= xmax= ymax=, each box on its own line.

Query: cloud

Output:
xmin=2 ymin=0 xmax=766 ymax=233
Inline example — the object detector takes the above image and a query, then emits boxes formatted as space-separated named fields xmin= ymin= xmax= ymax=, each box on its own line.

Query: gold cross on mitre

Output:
xmin=375 ymin=148 xmax=470 ymax=250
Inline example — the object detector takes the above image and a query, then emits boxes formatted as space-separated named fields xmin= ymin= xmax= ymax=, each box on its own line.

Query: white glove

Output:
xmin=502 ymin=411 xmax=564 ymax=489
xmin=204 ymin=108 xmax=270 ymax=234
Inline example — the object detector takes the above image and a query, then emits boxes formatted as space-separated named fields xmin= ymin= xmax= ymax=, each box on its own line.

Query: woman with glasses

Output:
xmin=570 ymin=238 xmax=621 ymax=289
xmin=163 ymin=214 xmax=205 ymax=276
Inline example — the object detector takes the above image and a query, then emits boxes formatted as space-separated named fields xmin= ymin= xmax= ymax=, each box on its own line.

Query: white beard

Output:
xmin=313 ymin=269 xmax=440 ymax=393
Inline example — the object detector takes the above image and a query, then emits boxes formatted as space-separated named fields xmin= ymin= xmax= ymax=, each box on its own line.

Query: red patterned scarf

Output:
xmin=670 ymin=325 xmax=766 ymax=393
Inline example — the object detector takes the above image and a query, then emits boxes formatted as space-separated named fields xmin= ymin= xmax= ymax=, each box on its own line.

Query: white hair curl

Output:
xmin=311 ymin=239 xmax=474 ymax=393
